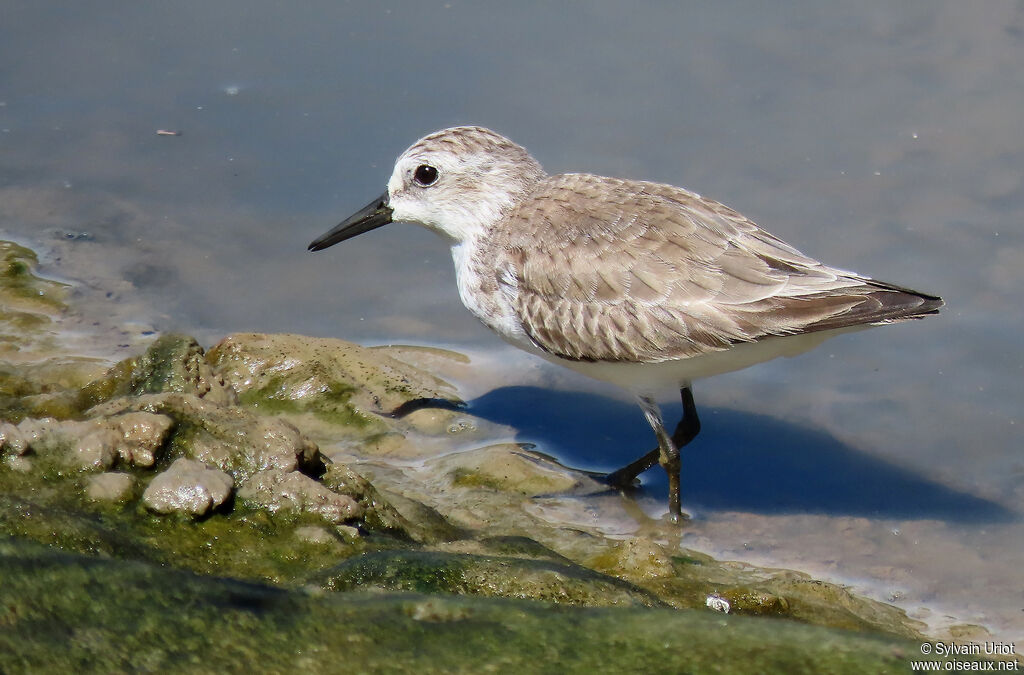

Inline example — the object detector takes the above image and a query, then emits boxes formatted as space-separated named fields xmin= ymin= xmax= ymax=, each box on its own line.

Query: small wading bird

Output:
xmin=309 ymin=126 xmax=942 ymax=520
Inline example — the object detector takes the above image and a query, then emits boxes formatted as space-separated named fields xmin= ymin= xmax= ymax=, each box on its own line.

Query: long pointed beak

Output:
xmin=308 ymin=192 xmax=393 ymax=252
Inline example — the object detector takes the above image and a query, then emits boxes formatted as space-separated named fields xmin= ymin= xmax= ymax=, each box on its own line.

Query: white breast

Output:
xmin=451 ymin=242 xmax=537 ymax=352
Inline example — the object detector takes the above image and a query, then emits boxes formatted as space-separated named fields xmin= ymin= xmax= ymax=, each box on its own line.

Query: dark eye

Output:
xmin=413 ymin=164 xmax=439 ymax=186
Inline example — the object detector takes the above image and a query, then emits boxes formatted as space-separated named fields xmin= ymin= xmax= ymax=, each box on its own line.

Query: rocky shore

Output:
xmin=0 ymin=239 xmax=980 ymax=672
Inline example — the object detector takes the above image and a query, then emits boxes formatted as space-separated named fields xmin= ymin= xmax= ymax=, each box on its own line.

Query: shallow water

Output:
xmin=1 ymin=1 xmax=1021 ymax=644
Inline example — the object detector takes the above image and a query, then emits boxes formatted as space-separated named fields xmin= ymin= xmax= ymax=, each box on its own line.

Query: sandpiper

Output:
xmin=309 ymin=126 xmax=942 ymax=519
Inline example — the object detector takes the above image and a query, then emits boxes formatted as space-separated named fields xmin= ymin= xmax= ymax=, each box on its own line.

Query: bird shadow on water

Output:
xmin=464 ymin=385 xmax=1015 ymax=524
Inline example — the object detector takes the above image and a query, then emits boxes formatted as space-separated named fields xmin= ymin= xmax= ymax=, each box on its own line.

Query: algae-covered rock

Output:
xmin=75 ymin=334 xmax=236 ymax=412
xmin=432 ymin=443 xmax=587 ymax=496
xmin=142 ymin=458 xmax=234 ymax=516
xmin=90 ymin=393 xmax=322 ymax=482
xmin=0 ymin=494 xmax=155 ymax=561
xmin=0 ymin=321 xmax=934 ymax=644
xmin=0 ymin=240 xmax=969 ymax=654
xmin=315 ymin=549 xmax=664 ymax=608
xmin=2 ymin=538 xmax=955 ymax=675
xmin=1 ymin=334 xmax=234 ymax=422
xmin=320 ymin=462 xmax=443 ymax=538
xmin=588 ymin=542 xmax=928 ymax=640
xmin=0 ymin=416 xmax=89 ymax=466
xmin=207 ymin=332 xmax=462 ymax=426
xmin=0 ymin=241 xmax=67 ymax=359
xmin=371 ymin=486 xmax=467 ymax=544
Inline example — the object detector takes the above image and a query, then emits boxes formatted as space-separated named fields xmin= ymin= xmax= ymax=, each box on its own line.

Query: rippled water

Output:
xmin=2 ymin=1 xmax=1021 ymax=643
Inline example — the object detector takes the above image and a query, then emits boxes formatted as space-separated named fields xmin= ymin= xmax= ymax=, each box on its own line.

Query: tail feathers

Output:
xmin=790 ymin=278 xmax=943 ymax=335
xmin=862 ymin=278 xmax=944 ymax=323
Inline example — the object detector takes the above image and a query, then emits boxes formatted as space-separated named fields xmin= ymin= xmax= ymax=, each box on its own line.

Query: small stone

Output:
xmin=294 ymin=525 xmax=336 ymax=545
xmin=706 ymin=595 xmax=731 ymax=613
xmin=334 ymin=524 xmax=360 ymax=541
xmin=87 ymin=472 xmax=135 ymax=502
xmin=142 ymin=458 xmax=233 ymax=516
xmin=0 ymin=422 xmax=28 ymax=456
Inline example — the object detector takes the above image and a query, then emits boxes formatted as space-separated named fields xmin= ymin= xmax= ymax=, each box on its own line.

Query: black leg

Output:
xmin=673 ymin=386 xmax=701 ymax=447
xmin=603 ymin=387 xmax=701 ymax=514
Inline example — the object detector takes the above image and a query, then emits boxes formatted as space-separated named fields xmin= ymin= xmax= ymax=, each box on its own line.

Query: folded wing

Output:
xmin=501 ymin=174 xmax=942 ymax=363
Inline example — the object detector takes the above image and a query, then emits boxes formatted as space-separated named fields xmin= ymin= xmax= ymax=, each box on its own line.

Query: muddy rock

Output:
xmin=1 ymin=417 xmax=68 ymax=457
xmin=1 ymin=417 xmax=95 ymax=468
xmin=1 ymin=411 xmax=175 ymax=471
xmin=73 ymin=412 xmax=175 ymax=469
xmin=0 ymin=421 xmax=29 ymax=456
xmin=207 ymin=333 xmax=462 ymax=425
xmin=86 ymin=472 xmax=135 ymax=502
xmin=75 ymin=334 xmax=236 ymax=411
xmin=237 ymin=469 xmax=362 ymax=524
xmin=142 ymin=458 xmax=234 ymax=516
xmin=91 ymin=393 xmax=322 ymax=481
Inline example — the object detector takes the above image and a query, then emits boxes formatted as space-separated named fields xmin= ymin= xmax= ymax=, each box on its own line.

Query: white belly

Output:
xmin=544 ymin=327 xmax=859 ymax=395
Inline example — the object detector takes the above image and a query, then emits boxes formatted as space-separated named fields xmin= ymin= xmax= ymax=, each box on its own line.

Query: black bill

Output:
xmin=308 ymin=192 xmax=393 ymax=252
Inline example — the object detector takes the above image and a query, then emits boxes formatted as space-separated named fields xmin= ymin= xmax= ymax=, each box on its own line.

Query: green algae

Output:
xmin=0 ymin=537 xmax=955 ymax=675
xmin=73 ymin=334 xmax=233 ymax=414
xmin=0 ymin=325 xmax=419 ymax=588
xmin=207 ymin=333 xmax=463 ymax=430
xmin=586 ymin=543 xmax=926 ymax=641
xmin=0 ymin=324 xmax=934 ymax=645
xmin=0 ymin=475 xmax=367 ymax=585
xmin=315 ymin=549 xmax=665 ymax=608
xmin=0 ymin=241 xmax=67 ymax=312
xmin=451 ymin=465 xmax=509 ymax=490
xmin=236 ymin=374 xmax=370 ymax=428
xmin=0 ymin=368 xmax=43 ymax=422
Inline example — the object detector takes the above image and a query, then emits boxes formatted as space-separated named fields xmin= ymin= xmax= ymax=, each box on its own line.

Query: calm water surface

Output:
xmin=1 ymin=1 xmax=1021 ymax=642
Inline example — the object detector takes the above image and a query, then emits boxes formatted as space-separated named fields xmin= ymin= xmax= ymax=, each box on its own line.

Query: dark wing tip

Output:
xmin=864 ymin=279 xmax=944 ymax=318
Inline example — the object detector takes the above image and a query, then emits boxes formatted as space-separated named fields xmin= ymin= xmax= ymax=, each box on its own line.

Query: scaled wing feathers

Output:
xmin=498 ymin=174 xmax=941 ymax=363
